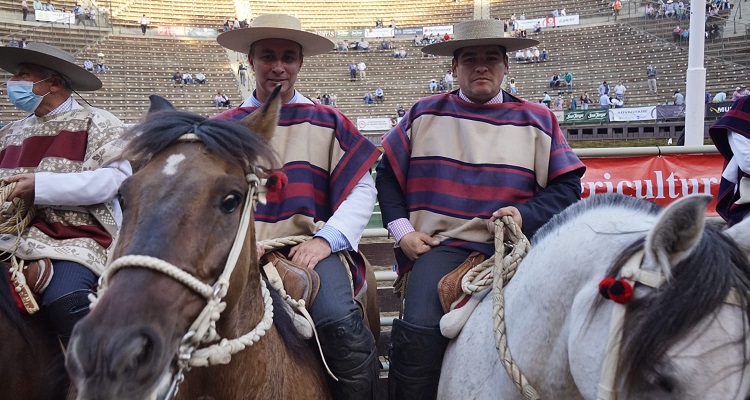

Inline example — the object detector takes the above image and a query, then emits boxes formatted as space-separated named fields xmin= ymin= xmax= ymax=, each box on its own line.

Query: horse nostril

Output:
xmin=108 ymin=328 xmax=160 ymax=381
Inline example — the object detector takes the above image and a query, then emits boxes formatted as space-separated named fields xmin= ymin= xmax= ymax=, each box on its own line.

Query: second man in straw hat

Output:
xmin=215 ymin=14 xmax=382 ymax=399
xmin=376 ymin=18 xmax=586 ymax=399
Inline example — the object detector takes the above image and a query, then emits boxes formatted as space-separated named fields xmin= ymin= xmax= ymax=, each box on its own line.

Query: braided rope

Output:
xmin=0 ymin=181 xmax=35 ymax=237
xmin=259 ymin=236 xmax=310 ymax=250
xmin=458 ymin=217 xmax=538 ymax=399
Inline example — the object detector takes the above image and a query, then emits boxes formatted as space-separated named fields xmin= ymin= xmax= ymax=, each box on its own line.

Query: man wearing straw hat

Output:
xmin=0 ymin=43 xmax=129 ymax=346
xmin=215 ymin=14 xmax=381 ymax=399
xmin=376 ymin=19 xmax=585 ymax=398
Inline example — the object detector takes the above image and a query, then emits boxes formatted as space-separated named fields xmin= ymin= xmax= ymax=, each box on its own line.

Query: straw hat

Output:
xmin=217 ymin=14 xmax=334 ymax=56
xmin=422 ymin=19 xmax=539 ymax=56
xmin=97 ymin=52 xmax=104 ymax=57
xmin=0 ymin=43 xmax=101 ymax=91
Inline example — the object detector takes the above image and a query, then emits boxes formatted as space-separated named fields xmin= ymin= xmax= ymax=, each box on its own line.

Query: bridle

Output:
xmin=90 ymin=133 xmax=274 ymax=400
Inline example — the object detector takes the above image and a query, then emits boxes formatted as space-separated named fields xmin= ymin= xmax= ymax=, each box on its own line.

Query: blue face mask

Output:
xmin=6 ymin=78 xmax=50 ymax=113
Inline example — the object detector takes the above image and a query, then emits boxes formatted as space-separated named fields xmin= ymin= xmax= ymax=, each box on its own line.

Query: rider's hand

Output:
xmin=288 ymin=237 xmax=332 ymax=269
xmin=487 ymin=206 xmax=523 ymax=234
xmin=399 ymin=232 xmax=439 ymax=261
xmin=3 ymin=174 xmax=35 ymax=202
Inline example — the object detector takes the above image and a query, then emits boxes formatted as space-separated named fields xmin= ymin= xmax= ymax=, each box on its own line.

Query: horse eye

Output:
xmin=220 ymin=193 xmax=242 ymax=214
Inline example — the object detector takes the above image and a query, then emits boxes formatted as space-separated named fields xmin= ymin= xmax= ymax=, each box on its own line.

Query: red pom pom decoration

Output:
xmin=265 ymin=171 xmax=288 ymax=192
xmin=598 ymin=277 xmax=633 ymax=304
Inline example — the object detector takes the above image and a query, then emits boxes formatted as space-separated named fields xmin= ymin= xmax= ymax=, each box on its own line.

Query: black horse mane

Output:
xmin=121 ymin=109 xmax=274 ymax=172
xmin=0 ymin=269 xmax=32 ymax=344
xmin=267 ymin=287 xmax=315 ymax=360
xmin=554 ymin=194 xmax=750 ymax=394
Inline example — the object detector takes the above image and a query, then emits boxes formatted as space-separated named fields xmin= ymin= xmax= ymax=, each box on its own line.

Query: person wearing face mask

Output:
xmin=0 ymin=43 xmax=131 ymax=347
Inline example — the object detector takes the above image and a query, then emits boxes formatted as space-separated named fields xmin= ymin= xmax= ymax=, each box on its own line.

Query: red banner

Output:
xmin=581 ymin=154 xmax=724 ymax=216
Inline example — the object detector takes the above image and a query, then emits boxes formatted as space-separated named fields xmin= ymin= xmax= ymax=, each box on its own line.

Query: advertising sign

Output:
xmin=581 ymin=154 xmax=722 ymax=215
xmin=422 ymin=25 xmax=454 ymax=36
xmin=35 ymin=10 xmax=74 ymax=24
xmin=515 ymin=18 xmax=546 ymax=30
xmin=705 ymin=101 xmax=734 ymax=118
xmin=655 ymin=105 xmax=686 ymax=119
xmin=365 ymin=27 xmax=395 ymax=38
xmin=357 ymin=117 xmax=393 ymax=131
xmin=586 ymin=109 xmax=610 ymax=123
xmin=555 ymin=15 xmax=580 ymax=26
xmin=608 ymin=106 xmax=657 ymax=121
xmin=564 ymin=110 xmax=587 ymax=123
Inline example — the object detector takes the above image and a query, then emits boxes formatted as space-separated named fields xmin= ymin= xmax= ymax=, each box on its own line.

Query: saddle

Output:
xmin=437 ymin=252 xmax=487 ymax=313
xmin=261 ymin=251 xmax=320 ymax=308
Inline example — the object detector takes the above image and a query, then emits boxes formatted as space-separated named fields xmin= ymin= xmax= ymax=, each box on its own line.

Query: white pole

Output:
xmin=683 ymin=0 xmax=707 ymax=146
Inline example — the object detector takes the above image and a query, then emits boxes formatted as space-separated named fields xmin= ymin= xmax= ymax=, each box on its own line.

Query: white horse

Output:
xmin=439 ymin=194 xmax=750 ymax=399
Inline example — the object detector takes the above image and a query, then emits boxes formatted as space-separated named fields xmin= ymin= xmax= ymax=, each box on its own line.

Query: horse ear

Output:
xmin=147 ymin=94 xmax=176 ymax=113
xmin=645 ymin=195 xmax=711 ymax=276
xmin=724 ymin=217 xmax=750 ymax=256
xmin=240 ymin=84 xmax=282 ymax=142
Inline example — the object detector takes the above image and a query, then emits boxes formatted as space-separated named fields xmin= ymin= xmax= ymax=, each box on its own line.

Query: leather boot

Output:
xmin=318 ymin=310 xmax=379 ymax=400
xmin=388 ymin=319 xmax=449 ymax=400
xmin=44 ymin=289 xmax=92 ymax=347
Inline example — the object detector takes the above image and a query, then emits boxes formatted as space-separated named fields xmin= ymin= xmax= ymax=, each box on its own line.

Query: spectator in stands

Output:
xmin=87 ymin=7 xmax=97 ymax=26
xmin=357 ymin=38 xmax=370 ymax=51
xmin=413 ymin=35 xmax=421 ymax=46
xmin=713 ymin=91 xmax=727 ymax=103
xmin=525 ymin=48 xmax=533 ymax=61
xmin=580 ymin=91 xmax=591 ymax=109
xmin=515 ymin=49 xmax=524 ymax=61
xmin=564 ymin=71 xmax=573 ymax=91
xmin=238 ymin=62 xmax=247 ymax=85
xmin=444 ymin=70 xmax=454 ymax=90
xmin=508 ymin=77 xmax=517 ymax=94
xmin=614 ymin=81 xmax=626 ymax=100
xmin=553 ymin=94 xmax=565 ymax=110
xmin=665 ymin=0 xmax=676 ymax=17
xmin=600 ymin=92 xmax=612 ymax=108
xmin=194 ymin=72 xmax=206 ymax=84
xmin=398 ymin=48 xmax=408 ymax=58
xmin=376 ymin=20 xmax=583 ymax=399
xmin=645 ymin=3 xmax=656 ymax=18
xmin=552 ymin=8 xmax=559 ymax=17
xmin=739 ymin=85 xmax=750 ymax=98
xmin=390 ymin=19 xmax=396 ymax=28
xmin=223 ymin=18 xmax=230 ymax=32
xmin=375 ymin=19 xmax=383 ymax=28
xmin=182 ymin=72 xmax=193 ymax=84
xmin=534 ymin=22 xmax=542 ymax=34
xmin=139 ymin=14 xmax=149 ymax=35
xmin=429 ymin=79 xmax=437 ymax=93
xmin=533 ymin=47 xmax=540 ymax=62
xmin=82 ymin=59 xmax=94 ymax=72
xmin=348 ymin=61 xmax=357 ymax=81
xmin=610 ymin=96 xmax=624 ymax=108
xmin=213 ymin=91 xmax=230 ymax=107
xmin=613 ymin=0 xmax=622 ymax=19
xmin=363 ymin=91 xmax=375 ymax=105
xmin=357 ymin=60 xmax=367 ymax=81
xmin=676 ymin=0 xmax=686 ymax=19
xmin=337 ymin=41 xmax=347 ymax=51
xmin=95 ymin=53 xmax=106 ymax=73
xmin=21 ymin=0 xmax=28 ymax=21
xmin=0 ymin=42 xmax=129 ymax=348
xmin=443 ymin=32 xmax=450 ymax=41
xmin=705 ymin=90 xmax=712 ymax=103
xmin=374 ymin=87 xmax=384 ymax=104
xmin=569 ymin=94 xmax=577 ymax=110
xmin=32 ymin=0 xmax=42 ymax=11
xmin=541 ymin=48 xmax=549 ymax=61
xmin=171 ymin=70 xmax=182 ymax=85
xmin=673 ymin=89 xmax=685 ymax=105
xmin=734 ymin=86 xmax=746 ymax=101
xmin=598 ymin=81 xmax=610 ymax=96
xmin=396 ymin=105 xmax=405 ymax=118
xmin=561 ymin=7 xmax=567 ymax=16
xmin=709 ymin=96 xmax=750 ymax=226
xmin=45 ymin=1 xmax=53 ymax=11
xmin=656 ymin=4 xmax=666 ymax=18
xmin=73 ymin=4 xmax=85 ymax=26
xmin=438 ymin=79 xmax=446 ymax=91
xmin=380 ymin=39 xmax=388 ymax=50
xmin=20 ymin=38 xmax=28 ymax=48
xmin=7 ymin=37 xmax=20 ymax=47
xmin=646 ymin=64 xmax=658 ymax=92
xmin=216 ymin=16 xmax=380 ymax=400
xmin=543 ymin=91 xmax=551 ymax=107
xmin=330 ymin=93 xmax=338 ymax=107
xmin=550 ymin=73 xmax=561 ymax=88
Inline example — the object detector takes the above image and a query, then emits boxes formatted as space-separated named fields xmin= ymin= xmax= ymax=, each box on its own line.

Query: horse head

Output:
xmin=67 ymin=86 xmax=282 ymax=400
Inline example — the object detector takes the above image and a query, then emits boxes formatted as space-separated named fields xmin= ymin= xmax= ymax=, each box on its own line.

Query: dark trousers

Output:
xmin=403 ymin=246 xmax=472 ymax=327
xmin=309 ymin=253 xmax=360 ymax=327
xmin=22 ymin=7 xmax=28 ymax=20
xmin=41 ymin=260 xmax=96 ymax=306
xmin=141 ymin=24 xmax=147 ymax=34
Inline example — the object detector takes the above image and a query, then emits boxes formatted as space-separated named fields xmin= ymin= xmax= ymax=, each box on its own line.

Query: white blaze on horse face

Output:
xmin=162 ymin=154 xmax=186 ymax=176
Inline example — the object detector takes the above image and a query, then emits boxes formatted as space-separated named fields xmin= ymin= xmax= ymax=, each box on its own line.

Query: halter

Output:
xmin=90 ymin=133 xmax=274 ymax=400
xmin=597 ymin=251 xmax=744 ymax=400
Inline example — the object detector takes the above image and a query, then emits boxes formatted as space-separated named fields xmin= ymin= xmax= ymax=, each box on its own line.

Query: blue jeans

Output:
xmin=41 ymin=260 xmax=96 ymax=306
xmin=309 ymin=254 xmax=360 ymax=327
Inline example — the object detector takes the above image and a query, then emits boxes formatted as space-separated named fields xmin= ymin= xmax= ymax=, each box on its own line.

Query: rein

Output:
xmin=91 ymin=133 xmax=274 ymax=400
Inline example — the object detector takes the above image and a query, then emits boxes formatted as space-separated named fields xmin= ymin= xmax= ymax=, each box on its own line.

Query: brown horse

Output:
xmin=66 ymin=86 xmax=332 ymax=399
xmin=0 ymin=270 xmax=69 ymax=400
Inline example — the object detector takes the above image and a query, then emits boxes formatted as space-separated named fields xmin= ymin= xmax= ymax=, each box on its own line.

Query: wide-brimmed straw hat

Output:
xmin=217 ymin=14 xmax=334 ymax=56
xmin=0 ymin=43 xmax=101 ymax=91
xmin=422 ymin=19 xmax=539 ymax=56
